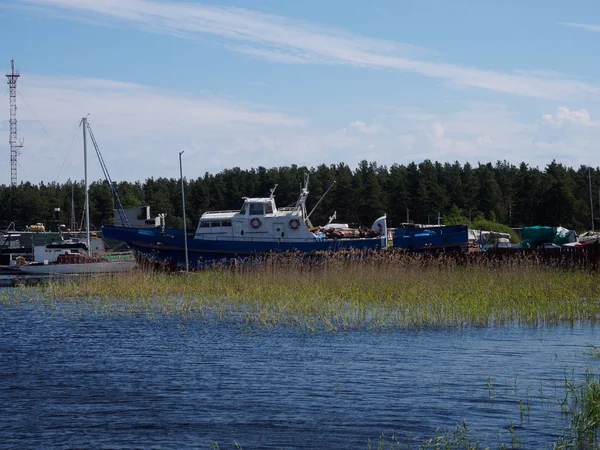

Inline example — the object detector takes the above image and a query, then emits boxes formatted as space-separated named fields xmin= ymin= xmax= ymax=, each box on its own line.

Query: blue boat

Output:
xmin=102 ymin=177 xmax=387 ymax=268
xmin=392 ymin=224 xmax=468 ymax=253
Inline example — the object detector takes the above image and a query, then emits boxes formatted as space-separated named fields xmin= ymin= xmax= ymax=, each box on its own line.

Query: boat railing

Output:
xmin=203 ymin=210 xmax=240 ymax=215
xmin=213 ymin=235 xmax=314 ymax=243
xmin=207 ymin=235 xmax=381 ymax=243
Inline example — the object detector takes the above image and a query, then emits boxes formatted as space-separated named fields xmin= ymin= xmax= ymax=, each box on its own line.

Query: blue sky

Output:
xmin=1 ymin=0 xmax=599 ymax=183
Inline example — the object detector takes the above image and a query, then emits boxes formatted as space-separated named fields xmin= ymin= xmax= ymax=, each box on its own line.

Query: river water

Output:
xmin=1 ymin=298 xmax=599 ymax=449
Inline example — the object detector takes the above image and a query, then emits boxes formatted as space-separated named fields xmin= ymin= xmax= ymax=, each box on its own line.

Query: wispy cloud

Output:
xmin=15 ymin=0 xmax=600 ymax=101
xmin=563 ymin=22 xmax=600 ymax=32
xmin=4 ymin=74 xmax=600 ymax=185
xmin=0 ymin=74 xmax=306 ymax=184
xmin=328 ymin=103 xmax=600 ymax=169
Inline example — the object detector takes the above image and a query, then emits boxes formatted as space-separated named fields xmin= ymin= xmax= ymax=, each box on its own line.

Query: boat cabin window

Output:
xmin=200 ymin=220 xmax=232 ymax=228
xmin=240 ymin=203 xmax=248 ymax=215
xmin=265 ymin=202 xmax=273 ymax=215
xmin=249 ymin=203 xmax=264 ymax=216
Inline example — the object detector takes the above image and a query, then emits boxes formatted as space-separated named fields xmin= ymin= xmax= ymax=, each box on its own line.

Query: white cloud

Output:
xmin=13 ymin=0 xmax=600 ymax=100
xmin=563 ymin=22 xmax=600 ymax=32
xmin=336 ymin=103 xmax=600 ymax=168
xmin=476 ymin=136 xmax=493 ymax=146
xmin=428 ymin=122 xmax=451 ymax=149
xmin=349 ymin=121 xmax=381 ymax=134
xmin=0 ymin=74 xmax=307 ymax=184
xmin=542 ymin=107 xmax=598 ymax=127
xmin=4 ymin=73 xmax=600 ymax=187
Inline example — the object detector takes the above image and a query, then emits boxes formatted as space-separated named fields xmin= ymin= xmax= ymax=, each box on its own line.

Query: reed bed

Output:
xmin=4 ymin=251 xmax=600 ymax=331
xmin=368 ymin=368 xmax=600 ymax=449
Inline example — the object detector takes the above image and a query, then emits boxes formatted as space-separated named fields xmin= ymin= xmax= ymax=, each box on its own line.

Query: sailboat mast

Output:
xmin=82 ymin=117 xmax=91 ymax=256
xmin=71 ymin=184 xmax=76 ymax=232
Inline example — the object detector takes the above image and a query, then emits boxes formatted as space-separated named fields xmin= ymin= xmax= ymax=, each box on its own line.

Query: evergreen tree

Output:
xmin=476 ymin=163 xmax=503 ymax=221
xmin=0 ymin=159 xmax=596 ymax=233
xmin=461 ymin=162 xmax=479 ymax=221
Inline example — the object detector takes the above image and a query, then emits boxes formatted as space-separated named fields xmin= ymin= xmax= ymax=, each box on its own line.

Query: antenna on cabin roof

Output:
xmin=6 ymin=59 xmax=24 ymax=187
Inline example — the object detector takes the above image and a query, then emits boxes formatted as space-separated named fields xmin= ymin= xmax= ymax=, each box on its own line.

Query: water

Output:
xmin=1 ymin=299 xmax=599 ymax=449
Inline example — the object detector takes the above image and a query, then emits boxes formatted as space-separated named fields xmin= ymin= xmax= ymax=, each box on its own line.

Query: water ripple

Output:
xmin=1 ymin=302 xmax=599 ymax=449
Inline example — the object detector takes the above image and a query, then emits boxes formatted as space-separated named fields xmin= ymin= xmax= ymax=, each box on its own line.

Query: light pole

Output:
xmin=589 ymin=167 xmax=594 ymax=231
xmin=179 ymin=151 xmax=189 ymax=272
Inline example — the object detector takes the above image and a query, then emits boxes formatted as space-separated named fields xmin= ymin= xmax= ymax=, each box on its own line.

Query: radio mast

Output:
xmin=6 ymin=59 xmax=24 ymax=187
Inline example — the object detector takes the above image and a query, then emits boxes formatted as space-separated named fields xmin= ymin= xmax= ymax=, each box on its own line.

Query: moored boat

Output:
xmin=103 ymin=176 xmax=387 ymax=268
xmin=9 ymin=118 xmax=137 ymax=275
xmin=15 ymin=259 xmax=136 ymax=275
xmin=10 ymin=237 xmax=136 ymax=274
xmin=393 ymin=224 xmax=468 ymax=253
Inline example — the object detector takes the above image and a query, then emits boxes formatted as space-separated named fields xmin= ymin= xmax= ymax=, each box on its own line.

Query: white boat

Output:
xmin=15 ymin=118 xmax=136 ymax=275
xmin=103 ymin=175 xmax=388 ymax=268
xmin=16 ymin=259 xmax=137 ymax=274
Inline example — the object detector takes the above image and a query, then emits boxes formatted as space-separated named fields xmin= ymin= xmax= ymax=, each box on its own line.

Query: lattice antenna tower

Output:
xmin=6 ymin=59 xmax=24 ymax=187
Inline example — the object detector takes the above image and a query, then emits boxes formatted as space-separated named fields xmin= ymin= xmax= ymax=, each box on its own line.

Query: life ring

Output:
xmin=289 ymin=218 xmax=301 ymax=230
xmin=250 ymin=217 xmax=262 ymax=229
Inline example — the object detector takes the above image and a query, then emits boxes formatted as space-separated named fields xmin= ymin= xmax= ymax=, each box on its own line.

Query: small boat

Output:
xmin=11 ymin=237 xmax=136 ymax=275
xmin=12 ymin=118 xmax=136 ymax=275
xmin=393 ymin=224 xmax=468 ymax=253
xmin=103 ymin=176 xmax=387 ymax=268
xmin=15 ymin=258 xmax=136 ymax=274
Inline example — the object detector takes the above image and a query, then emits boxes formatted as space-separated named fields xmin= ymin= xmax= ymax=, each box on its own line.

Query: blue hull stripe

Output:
xmin=103 ymin=226 xmax=384 ymax=267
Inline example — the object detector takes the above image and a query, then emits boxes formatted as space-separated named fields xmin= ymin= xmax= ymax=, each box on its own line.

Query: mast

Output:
xmin=82 ymin=117 xmax=91 ymax=256
xmin=294 ymin=174 xmax=312 ymax=226
xmin=71 ymin=183 xmax=76 ymax=232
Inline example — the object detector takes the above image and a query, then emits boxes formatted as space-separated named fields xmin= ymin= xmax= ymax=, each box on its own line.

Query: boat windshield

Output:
xmin=240 ymin=203 xmax=248 ymax=215
xmin=249 ymin=203 xmax=264 ymax=216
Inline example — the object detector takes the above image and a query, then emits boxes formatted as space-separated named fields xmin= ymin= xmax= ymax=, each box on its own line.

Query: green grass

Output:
xmin=3 ymin=251 xmax=600 ymax=331
xmin=555 ymin=369 xmax=600 ymax=450
xmin=369 ymin=370 xmax=600 ymax=449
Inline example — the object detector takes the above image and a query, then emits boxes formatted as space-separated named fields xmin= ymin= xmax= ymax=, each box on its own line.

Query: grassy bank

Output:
xmin=4 ymin=252 xmax=600 ymax=330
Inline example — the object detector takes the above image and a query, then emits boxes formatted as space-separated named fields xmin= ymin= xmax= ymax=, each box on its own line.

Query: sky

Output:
xmin=0 ymin=0 xmax=599 ymax=184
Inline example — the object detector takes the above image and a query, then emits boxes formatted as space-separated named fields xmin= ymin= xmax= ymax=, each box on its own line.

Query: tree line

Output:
xmin=1 ymin=160 xmax=598 ymax=233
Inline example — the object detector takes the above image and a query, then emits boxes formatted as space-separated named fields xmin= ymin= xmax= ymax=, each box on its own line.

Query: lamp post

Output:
xmin=589 ymin=167 xmax=594 ymax=231
xmin=179 ymin=151 xmax=189 ymax=272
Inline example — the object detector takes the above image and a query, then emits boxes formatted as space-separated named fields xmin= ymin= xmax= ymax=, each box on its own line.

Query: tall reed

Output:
xmin=4 ymin=251 xmax=599 ymax=331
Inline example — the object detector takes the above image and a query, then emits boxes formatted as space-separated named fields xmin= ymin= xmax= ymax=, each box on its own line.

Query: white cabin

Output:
xmin=194 ymin=196 xmax=314 ymax=241
xmin=193 ymin=177 xmax=387 ymax=244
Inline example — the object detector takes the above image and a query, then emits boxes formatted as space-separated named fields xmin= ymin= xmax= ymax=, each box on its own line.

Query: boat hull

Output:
xmin=16 ymin=260 xmax=137 ymax=274
xmin=393 ymin=224 xmax=468 ymax=253
xmin=102 ymin=226 xmax=386 ymax=268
